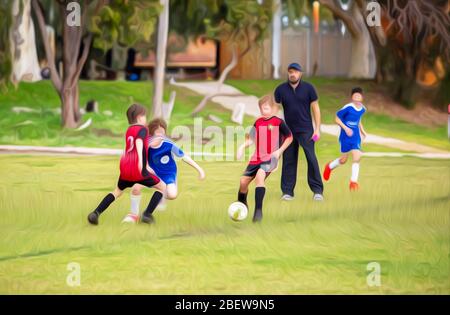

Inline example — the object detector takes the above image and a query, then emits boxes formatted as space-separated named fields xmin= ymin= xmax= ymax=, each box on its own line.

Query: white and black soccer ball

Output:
xmin=228 ymin=201 xmax=248 ymax=221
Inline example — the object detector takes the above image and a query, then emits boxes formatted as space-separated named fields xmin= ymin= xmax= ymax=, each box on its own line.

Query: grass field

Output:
xmin=0 ymin=154 xmax=448 ymax=294
xmin=1 ymin=80 xmax=449 ymax=151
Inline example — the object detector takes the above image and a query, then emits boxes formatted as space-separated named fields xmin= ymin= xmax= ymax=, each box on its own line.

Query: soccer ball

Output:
xmin=228 ymin=202 xmax=248 ymax=221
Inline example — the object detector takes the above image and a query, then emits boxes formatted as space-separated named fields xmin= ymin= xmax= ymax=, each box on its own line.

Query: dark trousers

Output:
xmin=281 ymin=132 xmax=324 ymax=196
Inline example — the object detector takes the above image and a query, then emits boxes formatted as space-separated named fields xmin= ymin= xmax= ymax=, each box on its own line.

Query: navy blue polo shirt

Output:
xmin=274 ymin=80 xmax=318 ymax=133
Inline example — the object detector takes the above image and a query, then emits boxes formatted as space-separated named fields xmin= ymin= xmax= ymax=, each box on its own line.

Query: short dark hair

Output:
xmin=126 ymin=104 xmax=146 ymax=124
xmin=147 ymin=118 xmax=167 ymax=135
xmin=351 ymin=87 xmax=363 ymax=96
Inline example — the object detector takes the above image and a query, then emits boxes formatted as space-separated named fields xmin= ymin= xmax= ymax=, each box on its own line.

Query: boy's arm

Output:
xmin=335 ymin=115 xmax=353 ymax=137
xmin=135 ymin=139 xmax=144 ymax=173
xmin=182 ymin=155 xmax=205 ymax=180
xmin=272 ymin=121 xmax=293 ymax=159
xmin=359 ymin=121 xmax=367 ymax=139
xmin=136 ymin=138 xmax=156 ymax=175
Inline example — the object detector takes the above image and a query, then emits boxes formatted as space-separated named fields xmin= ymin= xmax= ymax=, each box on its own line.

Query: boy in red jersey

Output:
xmin=236 ymin=95 xmax=293 ymax=222
xmin=87 ymin=104 xmax=166 ymax=225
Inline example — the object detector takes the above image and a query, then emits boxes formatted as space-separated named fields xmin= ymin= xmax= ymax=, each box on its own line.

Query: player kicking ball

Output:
xmin=323 ymin=87 xmax=367 ymax=191
xmin=235 ymin=95 xmax=293 ymax=222
xmin=122 ymin=118 xmax=205 ymax=223
xmin=87 ymin=104 xmax=166 ymax=225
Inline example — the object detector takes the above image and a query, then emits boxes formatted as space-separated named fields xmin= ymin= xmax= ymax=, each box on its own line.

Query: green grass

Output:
xmin=0 ymin=80 xmax=251 ymax=148
xmin=0 ymin=154 xmax=448 ymax=294
xmin=1 ymin=79 xmax=449 ymax=152
xmin=227 ymin=79 xmax=450 ymax=151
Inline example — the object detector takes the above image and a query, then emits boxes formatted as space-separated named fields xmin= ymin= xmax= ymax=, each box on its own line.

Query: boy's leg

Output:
xmin=141 ymin=180 xmax=166 ymax=224
xmin=122 ymin=184 xmax=143 ymax=223
xmin=324 ymin=153 xmax=348 ymax=180
xmin=350 ymin=150 xmax=362 ymax=190
xmin=238 ymin=176 xmax=253 ymax=207
xmin=88 ymin=187 xmax=124 ymax=225
xmin=130 ymin=185 xmax=143 ymax=215
xmin=165 ymin=183 xmax=178 ymax=200
xmin=253 ymin=169 xmax=266 ymax=223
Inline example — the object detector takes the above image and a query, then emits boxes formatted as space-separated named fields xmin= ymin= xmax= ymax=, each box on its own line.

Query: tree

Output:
xmin=10 ymin=0 xmax=42 ymax=84
xmin=152 ymin=0 xmax=169 ymax=118
xmin=319 ymin=0 xmax=377 ymax=78
xmin=320 ymin=0 xmax=449 ymax=108
xmin=170 ymin=0 xmax=272 ymax=116
xmin=31 ymin=0 xmax=160 ymax=128
xmin=0 ymin=2 xmax=14 ymax=92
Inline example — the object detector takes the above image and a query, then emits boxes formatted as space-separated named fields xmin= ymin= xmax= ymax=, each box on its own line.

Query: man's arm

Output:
xmin=311 ymin=100 xmax=321 ymax=140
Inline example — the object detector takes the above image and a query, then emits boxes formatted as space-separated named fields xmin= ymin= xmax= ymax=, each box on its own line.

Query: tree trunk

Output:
xmin=10 ymin=0 xmax=42 ymax=83
xmin=152 ymin=0 xmax=170 ymax=118
xmin=191 ymin=46 xmax=239 ymax=116
xmin=348 ymin=6 xmax=375 ymax=79
xmin=61 ymin=85 xmax=79 ymax=128
xmin=271 ymin=0 xmax=282 ymax=79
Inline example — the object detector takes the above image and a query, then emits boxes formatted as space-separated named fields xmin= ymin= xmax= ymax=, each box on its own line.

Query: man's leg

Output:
xmin=299 ymin=133 xmax=324 ymax=195
xmin=281 ymin=136 xmax=299 ymax=197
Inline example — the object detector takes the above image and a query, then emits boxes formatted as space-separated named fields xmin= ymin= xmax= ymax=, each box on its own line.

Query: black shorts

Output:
xmin=242 ymin=161 xmax=274 ymax=178
xmin=117 ymin=175 xmax=160 ymax=191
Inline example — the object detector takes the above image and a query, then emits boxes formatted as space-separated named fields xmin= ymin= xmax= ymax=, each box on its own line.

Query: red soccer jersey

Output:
xmin=249 ymin=116 xmax=292 ymax=164
xmin=119 ymin=124 xmax=150 ymax=181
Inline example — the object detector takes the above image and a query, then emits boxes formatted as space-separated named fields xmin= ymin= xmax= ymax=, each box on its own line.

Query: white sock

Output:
xmin=329 ymin=158 xmax=341 ymax=170
xmin=351 ymin=163 xmax=360 ymax=183
xmin=130 ymin=194 xmax=141 ymax=216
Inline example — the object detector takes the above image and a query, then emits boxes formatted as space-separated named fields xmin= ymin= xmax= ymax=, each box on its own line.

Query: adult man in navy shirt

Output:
xmin=274 ymin=63 xmax=324 ymax=201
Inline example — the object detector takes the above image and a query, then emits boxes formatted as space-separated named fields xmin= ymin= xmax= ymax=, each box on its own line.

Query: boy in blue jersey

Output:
xmin=323 ymin=87 xmax=367 ymax=191
xmin=122 ymin=118 xmax=205 ymax=223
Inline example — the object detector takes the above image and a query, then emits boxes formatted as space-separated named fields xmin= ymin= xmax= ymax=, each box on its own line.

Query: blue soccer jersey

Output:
xmin=336 ymin=103 xmax=366 ymax=153
xmin=148 ymin=137 xmax=185 ymax=184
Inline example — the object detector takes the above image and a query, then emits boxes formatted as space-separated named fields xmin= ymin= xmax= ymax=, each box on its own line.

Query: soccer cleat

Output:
xmin=141 ymin=213 xmax=155 ymax=224
xmin=252 ymin=209 xmax=263 ymax=223
xmin=349 ymin=181 xmax=359 ymax=191
xmin=323 ymin=162 xmax=332 ymax=181
xmin=281 ymin=194 xmax=294 ymax=201
xmin=122 ymin=213 xmax=139 ymax=223
xmin=87 ymin=212 xmax=99 ymax=225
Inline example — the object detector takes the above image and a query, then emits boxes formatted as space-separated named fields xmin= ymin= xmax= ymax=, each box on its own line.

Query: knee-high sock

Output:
xmin=255 ymin=187 xmax=266 ymax=212
xmin=130 ymin=193 xmax=141 ymax=215
xmin=94 ymin=193 xmax=115 ymax=215
xmin=238 ymin=191 xmax=248 ymax=206
xmin=351 ymin=163 xmax=360 ymax=182
xmin=329 ymin=158 xmax=341 ymax=170
xmin=143 ymin=191 xmax=164 ymax=216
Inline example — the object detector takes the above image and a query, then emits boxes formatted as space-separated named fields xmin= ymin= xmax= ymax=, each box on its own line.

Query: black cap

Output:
xmin=288 ymin=63 xmax=303 ymax=72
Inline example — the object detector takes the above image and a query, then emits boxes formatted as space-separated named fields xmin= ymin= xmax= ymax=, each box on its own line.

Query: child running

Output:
xmin=122 ymin=118 xmax=205 ymax=223
xmin=323 ymin=87 xmax=367 ymax=191
xmin=87 ymin=104 xmax=166 ymax=225
xmin=235 ymin=95 xmax=293 ymax=222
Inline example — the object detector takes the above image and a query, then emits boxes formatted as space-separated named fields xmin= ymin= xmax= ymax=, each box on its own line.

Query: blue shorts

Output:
xmin=157 ymin=173 xmax=177 ymax=185
xmin=340 ymin=141 xmax=361 ymax=153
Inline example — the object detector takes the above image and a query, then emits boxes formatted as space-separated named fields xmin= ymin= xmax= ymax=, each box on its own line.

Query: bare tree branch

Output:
xmin=319 ymin=0 xmax=360 ymax=38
